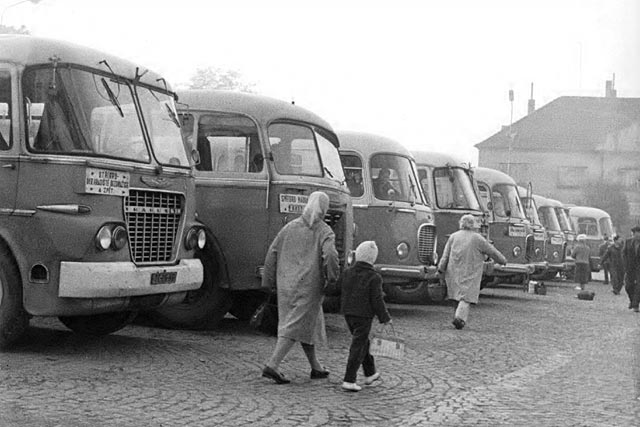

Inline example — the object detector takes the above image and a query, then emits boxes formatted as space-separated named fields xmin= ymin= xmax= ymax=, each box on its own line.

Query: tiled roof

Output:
xmin=475 ymin=96 xmax=640 ymax=150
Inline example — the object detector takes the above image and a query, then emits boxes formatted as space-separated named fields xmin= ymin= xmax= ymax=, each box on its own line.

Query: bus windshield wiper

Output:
xmin=164 ymin=103 xmax=181 ymax=128
xmin=101 ymin=78 xmax=123 ymax=118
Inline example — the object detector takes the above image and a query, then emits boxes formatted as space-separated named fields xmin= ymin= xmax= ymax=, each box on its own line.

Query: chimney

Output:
xmin=605 ymin=74 xmax=617 ymax=98
xmin=527 ymin=82 xmax=535 ymax=114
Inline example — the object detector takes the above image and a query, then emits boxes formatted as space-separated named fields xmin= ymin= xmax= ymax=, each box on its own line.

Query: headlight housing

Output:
xmin=396 ymin=242 xmax=409 ymax=259
xmin=553 ymin=250 xmax=560 ymax=261
xmin=512 ymin=246 xmax=522 ymax=257
xmin=95 ymin=226 xmax=112 ymax=251
xmin=95 ymin=224 xmax=128 ymax=251
xmin=534 ymin=247 xmax=542 ymax=257
xmin=185 ymin=227 xmax=207 ymax=250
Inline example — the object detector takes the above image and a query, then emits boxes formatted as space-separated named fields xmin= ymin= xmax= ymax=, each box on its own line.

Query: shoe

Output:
xmin=612 ymin=290 xmax=619 ymax=295
xmin=341 ymin=382 xmax=361 ymax=392
xmin=262 ymin=366 xmax=291 ymax=384
xmin=364 ymin=372 xmax=380 ymax=385
xmin=310 ymin=368 xmax=330 ymax=379
xmin=575 ymin=286 xmax=582 ymax=291
xmin=452 ymin=318 xmax=465 ymax=330
xmin=634 ymin=308 xmax=639 ymax=313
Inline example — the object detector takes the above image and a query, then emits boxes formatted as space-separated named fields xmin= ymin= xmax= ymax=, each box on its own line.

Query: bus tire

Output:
xmin=58 ymin=311 xmax=137 ymax=336
xmin=148 ymin=250 xmax=232 ymax=329
xmin=0 ymin=245 xmax=29 ymax=349
xmin=384 ymin=282 xmax=431 ymax=305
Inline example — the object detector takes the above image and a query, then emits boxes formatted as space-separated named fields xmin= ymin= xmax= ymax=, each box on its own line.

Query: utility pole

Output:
xmin=507 ymin=89 xmax=515 ymax=175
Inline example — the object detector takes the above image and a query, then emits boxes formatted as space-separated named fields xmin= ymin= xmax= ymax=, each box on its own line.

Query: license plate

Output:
xmin=150 ymin=270 xmax=177 ymax=285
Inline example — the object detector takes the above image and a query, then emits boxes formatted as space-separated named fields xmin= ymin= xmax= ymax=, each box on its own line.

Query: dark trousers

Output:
xmin=610 ymin=267 xmax=624 ymax=294
xmin=602 ymin=265 xmax=610 ymax=284
xmin=343 ymin=315 xmax=376 ymax=383
xmin=625 ymin=274 xmax=640 ymax=309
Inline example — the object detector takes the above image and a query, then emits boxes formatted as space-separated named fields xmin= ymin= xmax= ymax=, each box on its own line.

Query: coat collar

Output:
xmin=354 ymin=261 xmax=375 ymax=271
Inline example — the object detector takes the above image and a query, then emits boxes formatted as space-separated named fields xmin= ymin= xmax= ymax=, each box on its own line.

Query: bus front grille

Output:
xmin=418 ymin=224 xmax=436 ymax=265
xmin=124 ymin=189 xmax=183 ymax=263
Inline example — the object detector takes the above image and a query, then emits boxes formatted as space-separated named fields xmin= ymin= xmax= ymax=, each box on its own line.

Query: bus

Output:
xmin=149 ymin=90 xmax=353 ymax=328
xmin=339 ymin=131 xmax=439 ymax=303
xmin=473 ymin=167 xmax=535 ymax=286
xmin=517 ymin=186 xmax=548 ymax=278
xmin=533 ymin=195 xmax=571 ymax=280
xmin=0 ymin=36 xmax=205 ymax=347
xmin=569 ymin=206 xmax=614 ymax=271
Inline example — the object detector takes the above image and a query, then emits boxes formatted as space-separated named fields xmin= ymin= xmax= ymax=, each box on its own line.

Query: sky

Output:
xmin=3 ymin=0 xmax=639 ymax=163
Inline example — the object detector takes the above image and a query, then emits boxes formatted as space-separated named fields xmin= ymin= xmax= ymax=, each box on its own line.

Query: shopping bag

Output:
xmin=369 ymin=324 xmax=405 ymax=360
xmin=250 ymin=294 xmax=278 ymax=336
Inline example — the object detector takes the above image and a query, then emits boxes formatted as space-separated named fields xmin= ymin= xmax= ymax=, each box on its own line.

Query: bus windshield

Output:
xmin=269 ymin=122 xmax=345 ymax=182
xmin=555 ymin=207 xmax=572 ymax=232
xmin=599 ymin=217 xmax=614 ymax=237
xmin=538 ymin=207 xmax=561 ymax=231
xmin=491 ymin=184 xmax=525 ymax=219
xmin=22 ymin=66 xmax=189 ymax=166
xmin=370 ymin=153 xmax=423 ymax=204
xmin=433 ymin=167 xmax=480 ymax=210
xmin=521 ymin=197 xmax=542 ymax=225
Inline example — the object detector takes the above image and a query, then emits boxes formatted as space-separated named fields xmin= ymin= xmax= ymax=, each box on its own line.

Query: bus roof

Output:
xmin=473 ymin=167 xmax=517 ymax=186
xmin=569 ymin=206 xmax=611 ymax=219
xmin=337 ymin=131 xmax=411 ymax=158
xmin=177 ymin=90 xmax=334 ymax=134
xmin=0 ymin=35 xmax=167 ymax=89
xmin=411 ymin=151 xmax=469 ymax=168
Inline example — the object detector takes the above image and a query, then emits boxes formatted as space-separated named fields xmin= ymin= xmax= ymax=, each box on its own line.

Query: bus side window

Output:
xmin=0 ymin=72 xmax=10 ymax=150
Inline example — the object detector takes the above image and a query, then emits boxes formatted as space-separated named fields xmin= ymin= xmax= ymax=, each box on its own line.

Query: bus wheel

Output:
xmin=58 ymin=311 xmax=136 ymax=336
xmin=384 ymin=282 xmax=431 ymax=305
xmin=229 ymin=291 xmax=266 ymax=321
xmin=0 ymin=246 xmax=29 ymax=349
xmin=148 ymin=251 xmax=232 ymax=329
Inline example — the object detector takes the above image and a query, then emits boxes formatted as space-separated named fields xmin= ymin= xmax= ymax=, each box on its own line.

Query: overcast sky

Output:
xmin=4 ymin=0 xmax=639 ymax=163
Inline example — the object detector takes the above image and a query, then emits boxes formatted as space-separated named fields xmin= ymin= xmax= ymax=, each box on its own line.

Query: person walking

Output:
xmin=622 ymin=226 xmax=640 ymax=312
xmin=601 ymin=235 xmax=624 ymax=295
xmin=261 ymin=191 xmax=340 ymax=384
xmin=339 ymin=241 xmax=391 ymax=392
xmin=599 ymin=235 xmax=611 ymax=285
xmin=572 ymin=234 xmax=591 ymax=291
xmin=437 ymin=214 xmax=507 ymax=330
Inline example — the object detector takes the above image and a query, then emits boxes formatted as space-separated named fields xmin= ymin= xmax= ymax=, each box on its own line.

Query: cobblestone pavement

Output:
xmin=0 ymin=276 xmax=638 ymax=427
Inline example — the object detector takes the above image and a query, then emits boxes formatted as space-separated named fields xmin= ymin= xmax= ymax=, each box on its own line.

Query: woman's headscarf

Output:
xmin=301 ymin=191 xmax=330 ymax=227
xmin=459 ymin=214 xmax=476 ymax=230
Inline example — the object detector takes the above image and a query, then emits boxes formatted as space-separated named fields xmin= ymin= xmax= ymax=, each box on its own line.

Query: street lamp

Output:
xmin=0 ymin=0 xmax=42 ymax=27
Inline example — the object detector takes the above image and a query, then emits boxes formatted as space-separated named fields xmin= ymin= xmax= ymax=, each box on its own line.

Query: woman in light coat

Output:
xmin=261 ymin=191 xmax=340 ymax=384
xmin=437 ymin=214 xmax=507 ymax=329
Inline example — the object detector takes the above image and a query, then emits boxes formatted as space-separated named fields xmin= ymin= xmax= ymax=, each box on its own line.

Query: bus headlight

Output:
xmin=512 ymin=246 xmax=522 ymax=257
xmin=396 ymin=242 xmax=409 ymax=259
xmin=553 ymin=250 xmax=560 ymax=260
xmin=185 ymin=227 xmax=207 ymax=250
xmin=95 ymin=226 xmax=112 ymax=251
xmin=534 ymin=247 xmax=542 ymax=257
xmin=111 ymin=225 xmax=128 ymax=250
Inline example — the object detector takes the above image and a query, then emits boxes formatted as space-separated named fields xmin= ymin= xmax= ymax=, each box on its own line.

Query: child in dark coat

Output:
xmin=339 ymin=241 xmax=391 ymax=392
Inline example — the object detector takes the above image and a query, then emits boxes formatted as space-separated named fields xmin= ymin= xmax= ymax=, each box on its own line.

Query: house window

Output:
xmin=618 ymin=168 xmax=640 ymax=189
xmin=557 ymin=166 xmax=588 ymax=188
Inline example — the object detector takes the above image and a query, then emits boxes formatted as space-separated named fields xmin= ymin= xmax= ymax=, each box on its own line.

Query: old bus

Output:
xmin=412 ymin=151 xmax=486 ymax=255
xmin=338 ymin=131 xmax=439 ymax=303
xmin=473 ymin=167 xmax=535 ymax=286
xmin=517 ymin=186 xmax=548 ymax=278
xmin=0 ymin=36 xmax=205 ymax=347
xmin=149 ymin=90 xmax=353 ymax=328
xmin=533 ymin=194 xmax=570 ymax=280
xmin=569 ymin=206 xmax=614 ymax=271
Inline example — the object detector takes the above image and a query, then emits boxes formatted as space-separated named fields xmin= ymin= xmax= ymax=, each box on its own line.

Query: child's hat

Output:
xmin=355 ymin=241 xmax=378 ymax=265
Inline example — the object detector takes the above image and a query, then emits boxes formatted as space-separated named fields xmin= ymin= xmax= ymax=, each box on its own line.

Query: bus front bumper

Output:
xmin=375 ymin=264 xmax=438 ymax=282
xmin=58 ymin=259 xmax=204 ymax=298
xmin=485 ymin=262 xmax=535 ymax=277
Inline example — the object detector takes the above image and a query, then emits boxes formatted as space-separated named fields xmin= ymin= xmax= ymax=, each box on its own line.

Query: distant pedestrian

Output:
xmin=261 ymin=191 xmax=340 ymax=384
xmin=599 ymin=235 xmax=611 ymax=285
xmin=339 ymin=241 xmax=391 ymax=392
xmin=601 ymin=235 xmax=624 ymax=295
xmin=622 ymin=226 xmax=640 ymax=312
xmin=572 ymin=234 xmax=591 ymax=291
xmin=437 ymin=214 xmax=507 ymax=330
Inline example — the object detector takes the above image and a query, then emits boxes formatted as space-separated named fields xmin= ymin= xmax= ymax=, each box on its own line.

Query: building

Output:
xmin=475 ymin=84 xmax=640 ymax=226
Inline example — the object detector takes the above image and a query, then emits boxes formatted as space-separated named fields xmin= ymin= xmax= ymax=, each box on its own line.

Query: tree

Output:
xmin=0 ymin=24 xmax=30 ymax=34
xmin=188 ymin=67 xmax=255 ymax=93
xmin=581 ymin=180 xmax=630 ymax=232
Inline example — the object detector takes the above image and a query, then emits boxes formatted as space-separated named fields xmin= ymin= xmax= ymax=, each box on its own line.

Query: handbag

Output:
xmin=250 ymin=293 xmax=278 ymax=336
xmin=370 ymin=324 xmax=405 ymax=360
